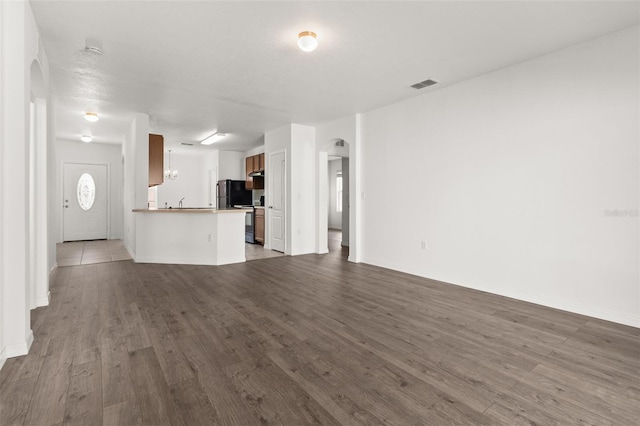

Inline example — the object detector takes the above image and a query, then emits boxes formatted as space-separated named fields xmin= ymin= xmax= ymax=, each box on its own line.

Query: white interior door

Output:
xmin=269 ymin=151 xmax=285 ymax=252
xmin=63 ymin=163 xmax=108 ymax=241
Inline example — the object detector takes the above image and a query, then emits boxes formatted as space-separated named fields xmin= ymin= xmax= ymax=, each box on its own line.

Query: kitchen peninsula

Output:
xmin=133 ymin=207 xmax=251 ymax=266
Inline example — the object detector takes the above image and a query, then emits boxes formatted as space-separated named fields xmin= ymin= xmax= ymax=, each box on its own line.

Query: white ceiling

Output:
xmin=31 ymin=1 xmax=639 ymax=152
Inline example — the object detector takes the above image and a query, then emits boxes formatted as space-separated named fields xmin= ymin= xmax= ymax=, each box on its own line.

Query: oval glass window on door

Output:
xmin=77 ymin=173 xmax=96 ymax=211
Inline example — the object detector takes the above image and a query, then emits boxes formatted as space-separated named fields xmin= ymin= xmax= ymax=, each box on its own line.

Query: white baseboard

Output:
xmin=135 ymin=255 xmax=246 ymax=266
xmin=36 ymin=291 xmax=50 ymax=308
xmin=0 ymin=330 xmax=34 ymax=371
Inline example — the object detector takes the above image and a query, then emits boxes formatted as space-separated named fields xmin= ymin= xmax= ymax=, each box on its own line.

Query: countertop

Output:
xmin=132 ymin=208 xmax=252 ymax=214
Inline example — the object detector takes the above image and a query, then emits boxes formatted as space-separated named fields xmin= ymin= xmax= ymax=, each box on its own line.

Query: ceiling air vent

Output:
xmin=181 ymin=142 xmax=194 ymax=146
xmin=410 ymin=79 xmax=438 ymax=90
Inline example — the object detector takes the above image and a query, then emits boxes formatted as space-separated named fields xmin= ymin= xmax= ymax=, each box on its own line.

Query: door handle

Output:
xmin=268 ymin=206 xmax=273 ymax=209
xmin=64 ymin=205 xmax=69 ymax=208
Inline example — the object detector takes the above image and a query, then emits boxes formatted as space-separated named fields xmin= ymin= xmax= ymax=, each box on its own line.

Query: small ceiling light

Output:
xmin=81 ymin=135 xmax=92 ymax=143
xmin=85 ymin=112 xmax=99 ymax=122
xmin=201 ymin=133 xmax=226 ymax=145
xmin=297 ymin=31 xmax=318 ymax=52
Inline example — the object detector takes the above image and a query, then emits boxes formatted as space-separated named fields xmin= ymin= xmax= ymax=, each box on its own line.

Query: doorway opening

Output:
xmin=319 ymin=138 xmax=350 ymax=258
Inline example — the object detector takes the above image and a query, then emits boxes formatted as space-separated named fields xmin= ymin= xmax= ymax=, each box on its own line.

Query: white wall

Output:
xmin=56 ymin=140 xmax=124 ymax=240
xmin=341 ymin=156 xmax=349 ymax=246
xmin=0 ymin=0 xmax=53 ymax=368
xmin=328 ymin=159 xmax=342 ymax=229
xmin=157 ymin=152 xmax=208 ymax=208
xmin=219 ymin=150 xmax=244 ymax=180
xmin=360 ymin=27 xmax=639 ymax=327
xmin=122 ymin=113 xmax=149 ymax=257
xmin=290 ymin=124 xmax=316 ymax=255
xmin=264 ymin=123 xmax=316 ymax=255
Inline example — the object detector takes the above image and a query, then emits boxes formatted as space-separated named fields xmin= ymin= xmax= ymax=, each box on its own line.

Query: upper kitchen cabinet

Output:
xmin=245 ymin=154 xmax=265 ymax=190
xmin=149 ymin=134 xmax=164 ymax=187
xmin=245 ymin=156 xmax=254 ymax=190
xmin=258 ymin=153 xmax=265 ymax=172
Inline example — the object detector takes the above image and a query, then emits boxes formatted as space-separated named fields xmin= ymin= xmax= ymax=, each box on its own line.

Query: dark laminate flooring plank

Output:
xmin=504 ymin=380 xmax=626 ymax=425
xmin=23 ymin=346 xmax=73 ymax=426
xmin=168 ymin=378 xmax=220 ymax=425
xmin=225 ymin=358 xmax=342 ymax=426
xmin=0 ymin=376 xmax=38 ymax=426
xmin=62 ymin=360 xmax=102 ymax=426
xmin=525 ymin=363 xmax=640 ymax=423
xmin=101 ymin=335 xmax=137 ymax=408
xmin=102 ymin=399 xmax=142 ymax=426
xmin=177 ymin=335 xmax=263 ymax=425
xmin=128 ymin=347 xmax=184 ymax=426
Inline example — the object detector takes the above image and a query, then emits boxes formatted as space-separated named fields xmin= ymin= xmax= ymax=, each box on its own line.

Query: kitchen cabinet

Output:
xmin=255 ymin=207 xmax=265 ymax=245
xmin=245 ymin=156 xmax=254 ymax=190
xmin=245 ymin=154 xmax=264 ymax=190
xmin=149 ymin=134 xmax=164 ymax=187
xmin=258 ymin=153 xmax=265 ymax=171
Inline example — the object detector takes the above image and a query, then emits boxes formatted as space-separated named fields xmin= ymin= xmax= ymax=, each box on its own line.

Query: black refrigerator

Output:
xmin=216 ymin=180 xmax=252 ymax=208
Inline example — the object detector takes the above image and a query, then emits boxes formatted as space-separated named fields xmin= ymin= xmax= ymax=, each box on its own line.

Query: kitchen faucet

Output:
xmin=179 ymin=197 xmax=185 ymax=209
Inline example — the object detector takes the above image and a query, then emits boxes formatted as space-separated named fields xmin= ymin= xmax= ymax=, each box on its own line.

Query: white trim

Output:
xmin=0 ymin=329 xmax=34 ymax=370
xmin=134 ymin=255 xmax=245 ymax=266
xmin=35 ymin=290 xmax=50 ymax=308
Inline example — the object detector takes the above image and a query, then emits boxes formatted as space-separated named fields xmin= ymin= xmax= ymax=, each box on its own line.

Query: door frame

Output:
xmin=266 ymin=149 xmax=286 ymax=253
xmin=59 ymin=161 xmax=111 ymax=242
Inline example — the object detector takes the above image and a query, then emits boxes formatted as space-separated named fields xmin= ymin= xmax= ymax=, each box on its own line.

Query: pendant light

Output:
xmin=164 ymin=149 xmax=178 ymax=180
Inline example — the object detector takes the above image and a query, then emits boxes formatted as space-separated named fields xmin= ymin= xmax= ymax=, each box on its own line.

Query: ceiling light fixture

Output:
xmin=164 ymin=150 xmax=178 ymax=180
xmin=297 ymin=31 xmax=318 ymax=52
xmin=201 ymin=133 xmax=226 ymax=145
xmin=81 ymin=135 xmax=92 ymax=143
xmin=85 ymin=112 xmax=99 ymax=122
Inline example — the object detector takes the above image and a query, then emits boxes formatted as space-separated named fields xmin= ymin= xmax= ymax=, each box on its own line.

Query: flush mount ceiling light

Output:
xmin=297 ymin=31 xmax=318 ymax=52
xmin=80 ymin=135 xmax=92 ymax=143
xmin=84 ymin=112 xmax=99 ymax=122
xmin=201 ymin=133 xmax=226 ymax=145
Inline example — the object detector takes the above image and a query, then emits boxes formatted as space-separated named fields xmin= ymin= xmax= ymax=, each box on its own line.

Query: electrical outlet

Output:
xmin=207 ymin=233 xmax=212 ymax=242
xmin=421 ymin=240 xmax=427 ymax=250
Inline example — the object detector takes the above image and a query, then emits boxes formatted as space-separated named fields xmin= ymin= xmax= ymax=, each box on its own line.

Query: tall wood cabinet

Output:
xmin=149 ymin=134 xmax=164 ymax=187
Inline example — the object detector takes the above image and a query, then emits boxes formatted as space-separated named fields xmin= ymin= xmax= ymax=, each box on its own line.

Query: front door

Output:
xmin=269 ymin=151 xmax=285 ymax=252
xmin=63 ymin=163 xmax=108 ymax=241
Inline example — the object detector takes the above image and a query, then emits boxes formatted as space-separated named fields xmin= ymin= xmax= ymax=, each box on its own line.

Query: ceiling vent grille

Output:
xmin=410 ymin=79 xmax=438 ymax=90
xmin=181 ymin=142 xmax=194 ymax=146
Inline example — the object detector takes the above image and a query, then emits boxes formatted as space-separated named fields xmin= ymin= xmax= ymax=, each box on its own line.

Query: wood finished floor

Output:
xmin=1 ymin=246 xmax=639 ymax=425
